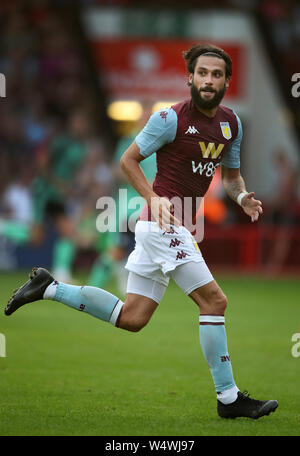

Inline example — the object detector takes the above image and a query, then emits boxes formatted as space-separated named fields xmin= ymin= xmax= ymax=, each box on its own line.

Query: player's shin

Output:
xmin=43 ymin=281 xmax=123 ymax=326
xmin=199 ymin=315 xmax=239 ymax=404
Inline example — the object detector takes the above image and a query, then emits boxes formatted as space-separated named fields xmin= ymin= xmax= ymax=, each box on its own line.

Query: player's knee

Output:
xmin=214 ymin=291 xmax=227 ymax=314
xmin=123 ymin=317 xmax=148 ymax=332
xmin=118 ymin=311 xmax=149 ymax=332
xmin=205 ymin=288 xmax=227 ymax=315
xmin=129 ymin=319 xmax=147 ymax=332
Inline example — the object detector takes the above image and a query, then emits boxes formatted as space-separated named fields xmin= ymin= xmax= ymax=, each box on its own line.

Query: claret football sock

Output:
xmin=43 ymin=281 xmax=123 ymax=326
xmin=199 ymin=315 xmax=239 ymax=404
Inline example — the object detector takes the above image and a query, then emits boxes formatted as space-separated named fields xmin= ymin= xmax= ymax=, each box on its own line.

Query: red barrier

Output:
xmin=199 ymin=224 xmax=300 ymax=273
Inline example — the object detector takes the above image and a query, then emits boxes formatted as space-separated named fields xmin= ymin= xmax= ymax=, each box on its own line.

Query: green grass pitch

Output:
xmin=0 ymin=271 xmax=299 ymax=436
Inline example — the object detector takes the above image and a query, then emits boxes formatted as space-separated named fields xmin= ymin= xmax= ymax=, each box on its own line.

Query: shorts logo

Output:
xmin=175 ymin=250 xmax=190 ymax=260
xmin=162 ymin=227 xmax=178 ymax=235
xmin=169 ymin=238 xmax=183 ymax=248
xmin=220 ymin=122 xmax=232 ymax=140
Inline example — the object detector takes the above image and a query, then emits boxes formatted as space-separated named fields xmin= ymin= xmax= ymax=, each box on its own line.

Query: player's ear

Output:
xmin=188 ymin=73 xmax=193 ymax=86
xmin=225 ymin=77 xmax=230 ymax=89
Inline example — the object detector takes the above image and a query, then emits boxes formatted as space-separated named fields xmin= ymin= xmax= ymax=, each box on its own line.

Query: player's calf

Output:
xmin=4 ymin=267 xmax=124 ymax=326
xmin=4 ymin=268 xmax=159 ymax=336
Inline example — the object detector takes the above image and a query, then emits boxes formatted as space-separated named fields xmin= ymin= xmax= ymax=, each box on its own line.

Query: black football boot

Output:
xmin=217 ymin=391 xmax=278 ymax=419
xmin=4 ymin=267 xmax=55 ymax=316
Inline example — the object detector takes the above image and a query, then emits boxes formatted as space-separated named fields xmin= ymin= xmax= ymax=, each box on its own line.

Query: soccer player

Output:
xmin=4 ymin=44 xmax=278 ymax=419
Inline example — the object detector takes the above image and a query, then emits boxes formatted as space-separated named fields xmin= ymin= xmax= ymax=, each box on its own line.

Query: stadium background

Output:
xmin=0 ymin=0 xmax=300 ymax=277
xmin=0 ymin=0 xmax=299 ymax=437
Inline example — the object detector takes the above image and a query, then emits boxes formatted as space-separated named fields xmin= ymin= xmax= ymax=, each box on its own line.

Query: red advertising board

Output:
xmin=90 ymin=39 xmax=245 ymax=101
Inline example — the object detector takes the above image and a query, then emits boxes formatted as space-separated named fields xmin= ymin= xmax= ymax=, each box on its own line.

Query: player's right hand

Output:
xmin=150 ymin=196 xmax=181 ymax=231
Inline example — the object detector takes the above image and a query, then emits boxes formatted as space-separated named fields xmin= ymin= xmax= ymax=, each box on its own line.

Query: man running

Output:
xmin=4 ymin=43 xmax=278 ymax=420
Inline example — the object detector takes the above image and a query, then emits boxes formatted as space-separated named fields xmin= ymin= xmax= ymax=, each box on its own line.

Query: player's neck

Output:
xmin=194 ymin=104 xmax=218 ymax=118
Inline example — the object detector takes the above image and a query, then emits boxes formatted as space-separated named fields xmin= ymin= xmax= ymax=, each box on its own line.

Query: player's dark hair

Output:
xmin=183 ymin=43 xmax=232 ymax=84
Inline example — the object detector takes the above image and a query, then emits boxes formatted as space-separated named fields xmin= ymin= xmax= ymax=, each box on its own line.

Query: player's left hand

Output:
xmin=241 ymin=192 xmax=263 ymax=222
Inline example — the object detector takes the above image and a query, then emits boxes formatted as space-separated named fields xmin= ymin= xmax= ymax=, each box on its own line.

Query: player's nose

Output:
xmin=202 ymin=80 xmax=214 ymax=89
xmin=204 ymin=73 xmax=214 ymax=84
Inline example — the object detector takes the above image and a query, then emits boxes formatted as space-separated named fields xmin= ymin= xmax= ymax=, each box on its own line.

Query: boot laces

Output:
xmin=240 ymin=390 xmax=262 ymax=405
xmin=241 ymin=390 xmax=251 ymax=398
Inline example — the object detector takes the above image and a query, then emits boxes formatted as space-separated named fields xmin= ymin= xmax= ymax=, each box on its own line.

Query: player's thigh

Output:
xmin=119 ymin=272 xmax=167 ymax=331
xmin=171 ymin=261 xmax=227 ymax=314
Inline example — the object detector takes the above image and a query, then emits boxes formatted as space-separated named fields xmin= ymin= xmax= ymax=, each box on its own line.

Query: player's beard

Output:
xmin=190 ymin=81 xmax=227 ymax=110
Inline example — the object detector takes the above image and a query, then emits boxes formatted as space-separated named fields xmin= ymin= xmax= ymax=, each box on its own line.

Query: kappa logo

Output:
xmin=160 ymin=110 xmax=168 ymax=123
xmin=185 ymin=125 xmax=199 ymax=134
xmin=169 ymin=238 xmax=183 ymax=248
xmin=175 ymin=250 xmax=190 ymax=260
xmin=162 ymin=227 xmax=178 ymax=235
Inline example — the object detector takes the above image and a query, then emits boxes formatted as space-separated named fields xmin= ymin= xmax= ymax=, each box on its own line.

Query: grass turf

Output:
xmin=0 ymin=271 xmax=299 ymax=436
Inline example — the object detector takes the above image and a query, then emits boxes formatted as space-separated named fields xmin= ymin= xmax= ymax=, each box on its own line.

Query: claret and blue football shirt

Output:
xmin=134 ymin=98 xmax=242 ymax=230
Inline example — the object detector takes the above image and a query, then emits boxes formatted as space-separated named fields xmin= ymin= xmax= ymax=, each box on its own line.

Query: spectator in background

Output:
xmin=264 ymin=149 xmax=299 ymax=273
xmin=0 ymin=0 xmax=112 ymax=280
xmin=30 ymin=109 xmax=94 ymax=282
xmin=71 ymin=137 xmax=114 ymax=252
xmin=0 ymin=161 xmax=34 ymax=245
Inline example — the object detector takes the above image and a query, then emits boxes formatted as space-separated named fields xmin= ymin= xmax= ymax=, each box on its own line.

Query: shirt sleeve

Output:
xmin=221 ymin=113 xmax=242 ymax=168
xmin=135 ymin=108 xmax=178 ymax=158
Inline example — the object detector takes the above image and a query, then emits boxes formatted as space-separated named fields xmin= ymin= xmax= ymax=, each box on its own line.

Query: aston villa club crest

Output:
xmin=220 ymin=122 xmax=232 ymax=140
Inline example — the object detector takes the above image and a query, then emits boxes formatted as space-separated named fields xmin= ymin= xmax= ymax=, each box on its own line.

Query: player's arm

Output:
xmin=221 ymin=166 xmax=263 ymax=222
xmin=120 ymin=140 xmax=157 ymax=206
xmin=220 ymin=113 xmax=262 ymax=222
xmin=120 ymin=109 xmax=180 ymax=230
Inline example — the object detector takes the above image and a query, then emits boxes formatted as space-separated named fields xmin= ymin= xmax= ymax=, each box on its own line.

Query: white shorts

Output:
xmin=125 ymin=221 xmax=214 ymax=300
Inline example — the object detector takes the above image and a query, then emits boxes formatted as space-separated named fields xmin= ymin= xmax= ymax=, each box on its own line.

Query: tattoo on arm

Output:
xmin=223 ymin=175 xmax=246 ymax=202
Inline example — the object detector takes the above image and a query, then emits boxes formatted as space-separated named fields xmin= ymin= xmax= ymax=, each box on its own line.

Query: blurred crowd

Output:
xmin=83 ymin=0 xmax=300 ymax=130
xmin=0 ymin=0 xmax=299 ymax=279
xmin=259 ymin=0 xmax=300 ymax=76
xmin=0 ymin=0 xmax=117 ymax=281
